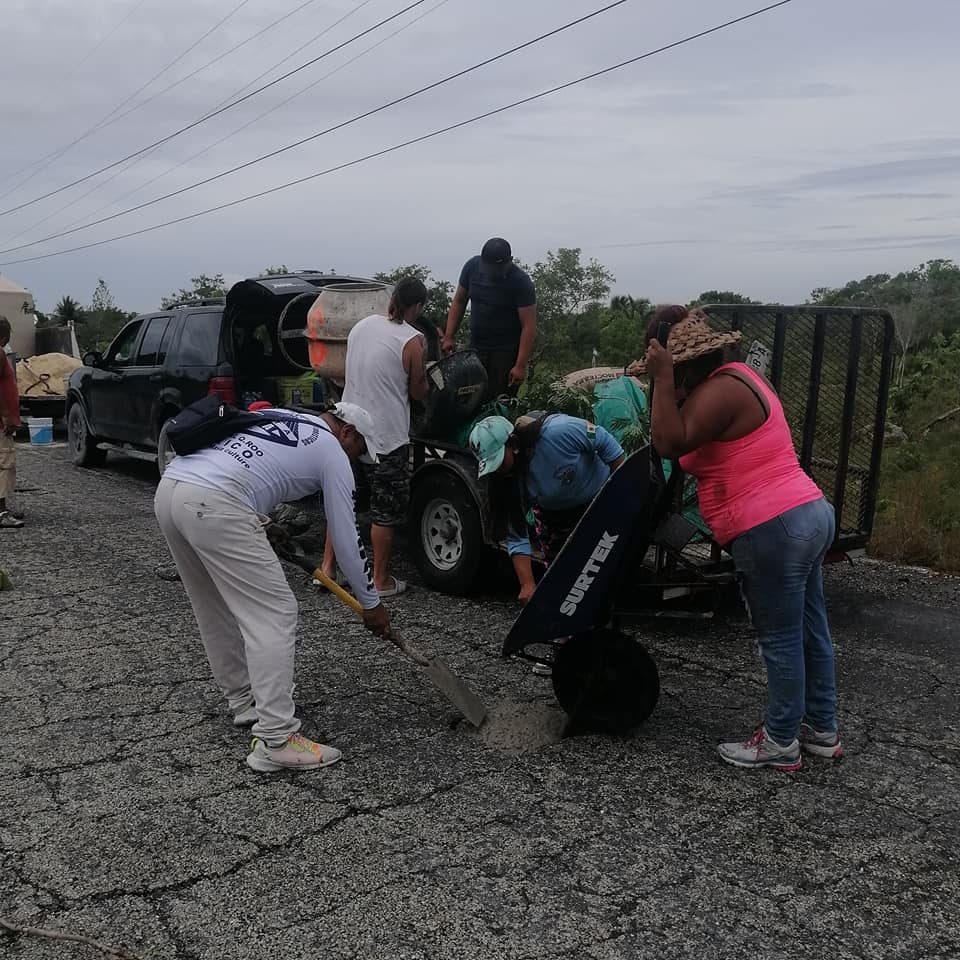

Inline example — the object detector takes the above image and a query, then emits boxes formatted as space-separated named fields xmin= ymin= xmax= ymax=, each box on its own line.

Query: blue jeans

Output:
xmin=729 ymin=497 xmax=838 ymax=745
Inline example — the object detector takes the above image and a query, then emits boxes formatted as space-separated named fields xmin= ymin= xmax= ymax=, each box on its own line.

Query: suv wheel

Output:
xmin=67 ymin=404 xmax=107 ymax=467
xmin=157 ymin=418 xmax=178 ymax=476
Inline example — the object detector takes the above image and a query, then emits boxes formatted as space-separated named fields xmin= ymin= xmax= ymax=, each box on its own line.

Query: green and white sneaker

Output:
xmin=246 ymin=733 xmax=342 ymax=772
xmin=718 ymin=726 xmax=802 ymax=772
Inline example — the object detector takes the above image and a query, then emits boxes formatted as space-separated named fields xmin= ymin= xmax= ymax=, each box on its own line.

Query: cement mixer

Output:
xmin=276 ymin=282 xmax=391 ymax=384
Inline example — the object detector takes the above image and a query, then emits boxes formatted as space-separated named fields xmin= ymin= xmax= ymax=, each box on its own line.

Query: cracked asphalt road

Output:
xmin=2 ymin=441 xmax=959 ymax=959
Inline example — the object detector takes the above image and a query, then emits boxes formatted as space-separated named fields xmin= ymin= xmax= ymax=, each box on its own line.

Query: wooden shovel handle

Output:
xmin=310 ymin=567 xmax=429 ymax=666
xmin=311 ymin=567 xmax=363 ymax=613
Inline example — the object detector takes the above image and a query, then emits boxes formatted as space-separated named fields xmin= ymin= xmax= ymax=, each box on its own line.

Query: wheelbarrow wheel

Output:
xmin=551 ymin=628 xmax=660 ymax=736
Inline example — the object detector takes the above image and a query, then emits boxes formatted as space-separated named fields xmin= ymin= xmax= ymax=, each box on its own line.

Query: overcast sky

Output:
xmin=0 ymin=0 xmax=958 ymax=313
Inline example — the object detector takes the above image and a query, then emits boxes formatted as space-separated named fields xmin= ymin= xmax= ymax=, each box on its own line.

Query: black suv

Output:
xmin=66 ymin=271 xmax=379 ymax=471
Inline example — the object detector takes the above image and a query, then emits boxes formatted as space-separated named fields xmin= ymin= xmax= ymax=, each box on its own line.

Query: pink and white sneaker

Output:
xmin=717 ymin=726 xmax=802 ymax=771
xmin=798 ymin=722 xmax=843 ymax=759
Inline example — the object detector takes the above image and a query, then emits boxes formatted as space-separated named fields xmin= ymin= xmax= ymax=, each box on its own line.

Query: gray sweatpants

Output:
xmin=154 ymin=477 xmax=299 ymax=746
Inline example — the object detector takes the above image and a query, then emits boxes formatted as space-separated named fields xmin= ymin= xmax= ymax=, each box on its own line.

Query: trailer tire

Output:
xmin=410 ymin=471 xmax=483 ymax=595
xmin=67 ymin=404 xmax=107 ymax=467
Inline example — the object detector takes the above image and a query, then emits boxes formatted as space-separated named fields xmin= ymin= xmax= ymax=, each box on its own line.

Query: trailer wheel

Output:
xmin=67 ymin=404 xmax=107 ymax=467
xmin=552 ymin=628 xmax=660 ymax=736
xmin=410 ymin=471 xmax=483 ymax=595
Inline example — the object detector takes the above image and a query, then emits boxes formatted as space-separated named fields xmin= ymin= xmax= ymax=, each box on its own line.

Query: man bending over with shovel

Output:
xmin=155 ymin=402 xmax=390 ymax=773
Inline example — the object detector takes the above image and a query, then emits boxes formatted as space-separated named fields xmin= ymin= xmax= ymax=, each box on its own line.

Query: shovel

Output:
xmin=280 ymin=545 xmax=488 ymax=728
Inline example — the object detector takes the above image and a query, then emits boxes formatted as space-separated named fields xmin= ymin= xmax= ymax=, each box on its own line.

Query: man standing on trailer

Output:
xmin=442 ymin=238 xmax=537 ymax=401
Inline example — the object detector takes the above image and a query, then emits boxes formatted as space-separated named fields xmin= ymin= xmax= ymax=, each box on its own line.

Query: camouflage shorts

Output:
xmin=363 ymin=444 xmax=410 ymax=527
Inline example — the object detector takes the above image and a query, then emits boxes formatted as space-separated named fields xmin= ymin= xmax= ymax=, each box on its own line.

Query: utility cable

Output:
xmin=0 ymin=0 xmax=255 ymax=205
xmin=0 ymin=0 xmax=630 ymax=252
xmin=1 ymin=0 xmax=323 ymax=194
xmin=0 ymin=1 xmax=794 ymax=267
xmin=205 ymin=0 xmax=378 ymax=115
xmin=0 ymin=0 xmax=431 ymax=219
xmin=51 ymin=0 xmax=451 ymax=238
xmin=12 ymin=0 xmax=152 ymax=122
xmin=3 ymin=0 xmax=367 ymax=244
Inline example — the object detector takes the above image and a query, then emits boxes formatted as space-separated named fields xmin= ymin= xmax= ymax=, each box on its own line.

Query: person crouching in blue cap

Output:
xmin=468 ymin=412 xmax=624 ymax=606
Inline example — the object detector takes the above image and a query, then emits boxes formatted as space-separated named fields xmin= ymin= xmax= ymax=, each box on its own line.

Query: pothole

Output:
xmin=464 ymin=700 xmax=567 ymax=754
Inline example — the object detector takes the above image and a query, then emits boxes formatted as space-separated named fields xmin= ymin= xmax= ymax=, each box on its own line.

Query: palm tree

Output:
xmin=53 ymin=295 xmax=85 ymax=326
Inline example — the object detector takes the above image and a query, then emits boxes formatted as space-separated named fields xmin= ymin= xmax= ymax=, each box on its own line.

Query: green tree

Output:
xmin=373 ymin=264 xmax=453 ymax=331
xmin=261 ymin=264 xmax=290 ymax=276
xmin=52 ymin=295 xmax=86 ymax=326
xmin=160 ymin=273 xmax=227 ymax=309
xmin=692 ymin=290 xmax=759 ymax=306
xmin=810 ymin=260 xmax=960 ymax=386
xmin=82 ymin=279 xmax=135 ymax=353
xmin=33 ymin=307 xmax=53 ymax=328
xmin=518 ymin=247 xmax=615 ymax=375
xmin=596 ymin=294 xmax=653 ymax=366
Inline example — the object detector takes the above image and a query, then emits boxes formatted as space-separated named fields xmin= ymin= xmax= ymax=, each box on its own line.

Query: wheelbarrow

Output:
xmin=502 ymin=444 xmax=691 ymax=737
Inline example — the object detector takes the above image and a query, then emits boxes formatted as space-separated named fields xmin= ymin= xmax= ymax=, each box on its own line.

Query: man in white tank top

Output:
xmin=323 ymin=277 xmax=429 ymax=596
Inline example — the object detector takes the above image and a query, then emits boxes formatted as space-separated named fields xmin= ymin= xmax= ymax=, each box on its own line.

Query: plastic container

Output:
xmin=276 ymin=373 xmax=319 ymax=407
xmin=27 ymin=417 xmax=53 ymax=445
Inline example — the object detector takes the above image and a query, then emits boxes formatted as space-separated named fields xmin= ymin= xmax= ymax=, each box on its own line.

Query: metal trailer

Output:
xmin=498 ymin=303 xmax=897 ymax=735
xmin=408 ymin=303 xmax=897 ymax=611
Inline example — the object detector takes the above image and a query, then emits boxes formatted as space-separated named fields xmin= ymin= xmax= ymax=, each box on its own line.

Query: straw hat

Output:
xmin=627 ymin=316 xmax=741 ymax=375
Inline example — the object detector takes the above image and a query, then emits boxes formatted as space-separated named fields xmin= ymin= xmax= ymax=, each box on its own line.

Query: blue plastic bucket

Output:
xmin=27 ymin=417 xmax=53 ymax=445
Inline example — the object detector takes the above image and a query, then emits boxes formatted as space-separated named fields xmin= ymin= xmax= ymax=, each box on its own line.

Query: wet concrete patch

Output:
xmin=466 ymin=700 xmax=567 ymax=754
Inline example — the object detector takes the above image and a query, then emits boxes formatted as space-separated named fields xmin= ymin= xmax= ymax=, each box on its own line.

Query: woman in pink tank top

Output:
xmin=634 ymin=305 xmax=842 ymax=772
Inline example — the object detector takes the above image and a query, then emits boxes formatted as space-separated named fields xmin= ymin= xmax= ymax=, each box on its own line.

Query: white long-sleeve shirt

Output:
xmin=163 ymin=409 xmax=379 ymax=608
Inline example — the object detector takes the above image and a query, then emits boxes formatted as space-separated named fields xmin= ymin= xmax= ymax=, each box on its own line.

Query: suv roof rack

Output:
xmin=170 ymin=297 xmax=226 ymax=308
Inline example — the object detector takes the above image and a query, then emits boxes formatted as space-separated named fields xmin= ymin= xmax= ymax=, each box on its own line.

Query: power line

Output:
xmin=2 ymin=0 xmax=354 ymax=245
xmin=88 ymin=0 xmax=324 ymax=136
xmin=0 ymin=0 xmax=631 ymax=253
xmin=0 ymin=0 xmax=256 ymax=204
xmin=0 ymin=0 xmax=431 ymax=220
xmin=0 ymin=0 xmax=325 ymax=197
xmin=204 ymin=0 xmax=379 ymax=115
xmin=51 ymin=0 xmax=452 ymax=239
xmin=14 ymin=0 xmax=152 ymax=122
xmin=0 ymin=1 xmax=794 ymax=267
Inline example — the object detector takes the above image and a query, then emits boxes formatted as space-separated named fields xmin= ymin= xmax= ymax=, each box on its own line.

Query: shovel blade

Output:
xmin=423 ymin=655 xmax=488 ymax=728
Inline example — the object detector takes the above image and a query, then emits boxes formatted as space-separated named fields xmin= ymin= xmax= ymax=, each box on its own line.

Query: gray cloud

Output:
xmin=856 ymin=192 xmax=953 ymax=201
xmin=0 ymin=0 xmax=958 ymax=312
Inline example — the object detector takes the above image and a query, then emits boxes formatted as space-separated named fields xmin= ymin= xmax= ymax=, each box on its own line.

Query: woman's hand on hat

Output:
xmin=644 ymin=340 xmax=674 ymax=383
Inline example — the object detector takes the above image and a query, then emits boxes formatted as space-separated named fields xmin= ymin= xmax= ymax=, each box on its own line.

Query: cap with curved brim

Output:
xmin=468 ymin=415 xmax=513 ymax=477
xmin=331 ymin=401 xmax=380 ymax=463
xmin=477 ymin=444 xmax=506 ymax=478
xmin=629 ymin=317 xmax=742 ymax=374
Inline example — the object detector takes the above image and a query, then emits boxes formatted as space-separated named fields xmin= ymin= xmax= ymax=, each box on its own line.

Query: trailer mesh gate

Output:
xmin=702 ymin=304 xmax=895 ymax=549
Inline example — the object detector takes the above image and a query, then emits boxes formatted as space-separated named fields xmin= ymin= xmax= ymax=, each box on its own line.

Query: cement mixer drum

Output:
xmin=276 ymin=281 xmax=391 ymax=382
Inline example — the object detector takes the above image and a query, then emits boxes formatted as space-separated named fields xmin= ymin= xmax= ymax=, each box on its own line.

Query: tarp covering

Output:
xmin=15 ymin=353 xmax=81 ymax=398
